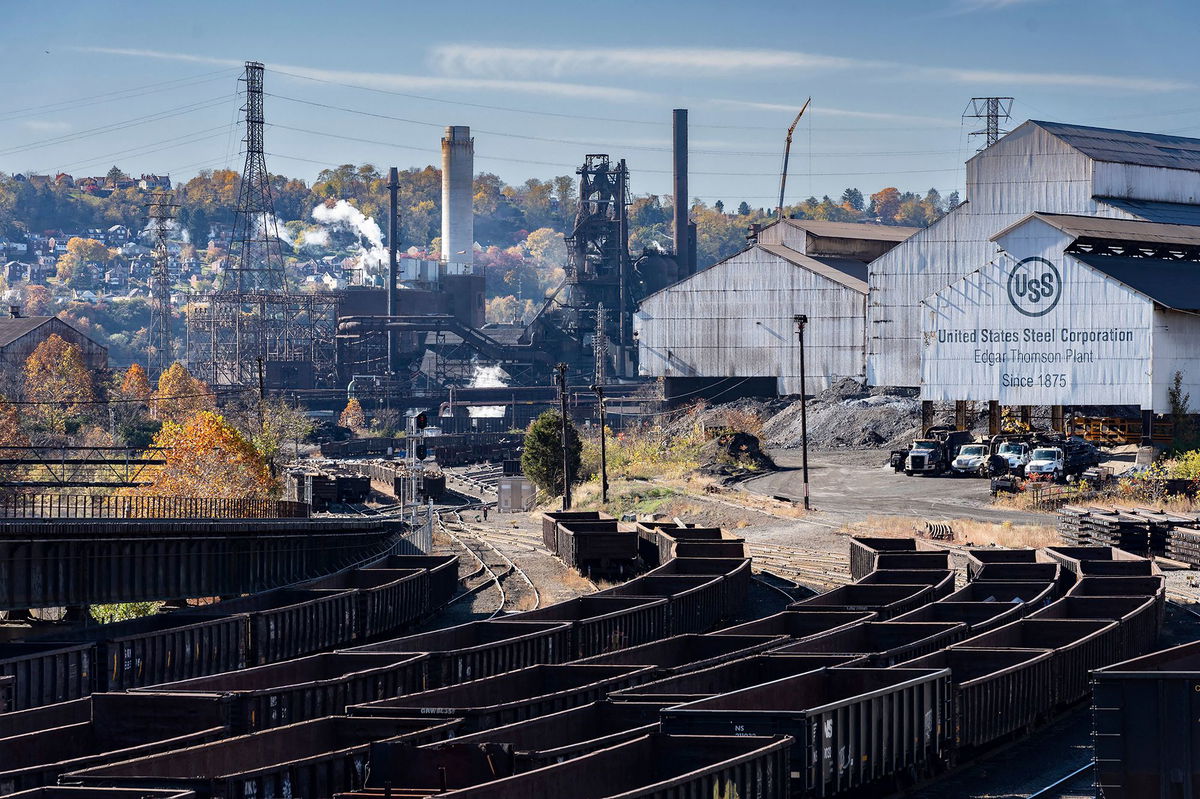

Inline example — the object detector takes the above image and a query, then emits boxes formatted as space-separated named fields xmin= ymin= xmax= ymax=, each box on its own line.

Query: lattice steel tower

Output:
xmin=187 ymin=61 xmax=338 ymax=390
xmin=146 ymin=191 xmax=178 ymax=378
xmin=964 ymin=97 xmax=1014 ymax=150
xmin=224 ymin=61 xmax=285 ymax=294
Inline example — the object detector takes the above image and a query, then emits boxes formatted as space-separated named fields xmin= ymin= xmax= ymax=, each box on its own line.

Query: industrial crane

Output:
xmin=776 ymin=97 xmax=811 ymax=219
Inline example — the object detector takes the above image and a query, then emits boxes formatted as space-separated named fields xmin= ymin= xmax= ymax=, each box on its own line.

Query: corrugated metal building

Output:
xmin=635 ymin=219 xmax=916 ymax=399
xmin=868 ymin=121 xmax=1200 ymax=389
xmin=921 ymin=211 xmax=1200 ymax=416
xmin=0 ymin=315 xmax=108 ymax=373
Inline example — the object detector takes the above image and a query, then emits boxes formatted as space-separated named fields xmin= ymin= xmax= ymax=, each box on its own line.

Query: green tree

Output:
xmin=840 ymin=188 xmax=865 ymax=212
xmin=521 ymin=410 xmax=582 ymax=497
xmin=736 ymin=201 xmax=752 ymax=216
xmin=186 ymin=207 xmax=210 ymax=248
xmin=1169 ymin=370 xmax=1196 ymax=450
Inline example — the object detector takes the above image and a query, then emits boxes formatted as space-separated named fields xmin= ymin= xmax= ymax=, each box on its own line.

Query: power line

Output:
xmin=266 ymin=67 xmax=956 ymax=134
xmin=0 ymin=96 xmax=235 ymax=159
xmin=266 ymin=93 xmax=963 ymax=159
xmin=268 ymin=125 xmax=964 ymax=178
xmin=0 ymin=388 xmax=253 ymax=406
xmin=0 ymin=68 xmax=239 ymax=124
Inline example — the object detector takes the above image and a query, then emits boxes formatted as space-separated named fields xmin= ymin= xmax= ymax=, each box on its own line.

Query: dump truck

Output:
xmin=901 ymin=427 xmax=975 ymax=476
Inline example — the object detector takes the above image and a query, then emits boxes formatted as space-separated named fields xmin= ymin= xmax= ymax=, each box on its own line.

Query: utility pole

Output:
xmin=795 ymin=315 xmax=811 ymax=510
xmin=776 ymin=98 xmax=811 ymax=219
xmin=964 ymin=97 xmax=1014 ymax=150
xmin=555 ymin=363 xmax=572 ymax=510
xmin=593 ymin=304 xmax=609 ymax=503
xmin=256 ymin=356 xmax=266 ymax=431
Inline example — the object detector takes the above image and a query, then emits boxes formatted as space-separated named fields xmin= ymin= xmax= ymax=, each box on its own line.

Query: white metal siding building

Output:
xmin=636 ymin=219 xmax=914 ymax=395
xmin=868 ymin=121 xmax=1200 ymax=388
xmin=921 ymin=213 xmax=1200 ymax=413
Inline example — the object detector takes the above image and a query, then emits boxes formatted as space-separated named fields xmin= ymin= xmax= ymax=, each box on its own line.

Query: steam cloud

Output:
xmin=311 ymin=200 xmax=387 ymax=275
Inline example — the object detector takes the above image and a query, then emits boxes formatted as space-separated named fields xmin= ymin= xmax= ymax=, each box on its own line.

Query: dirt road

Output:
xmin=743 ymin=449 xmax=1050 ymax=527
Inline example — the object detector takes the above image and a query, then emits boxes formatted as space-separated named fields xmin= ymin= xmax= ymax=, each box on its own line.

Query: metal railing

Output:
xmin=0 ymin=493 xmax=311 ymax=520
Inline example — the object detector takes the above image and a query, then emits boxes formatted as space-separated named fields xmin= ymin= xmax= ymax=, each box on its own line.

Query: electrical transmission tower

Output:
xmin=145 ymin=191 xmax=178 ymax=379
xmin=964 ymin=97 xmax=1014 ymax=150
xmin=223 ymin=61 xmax=285 ymax=294
xmin=186 ymin=61 xmax=338 ymax=391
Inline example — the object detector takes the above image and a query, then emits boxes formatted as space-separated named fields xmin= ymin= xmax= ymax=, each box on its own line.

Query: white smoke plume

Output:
xmin=255 ymin=213 xmax=294 ymax=248
xmin=468 ymin=364 xmax=508 ymax=419
xmin=299 ymin=228 xmax=330 ymax=248
xmin=311 ymin=200 xmax=387 ymax=275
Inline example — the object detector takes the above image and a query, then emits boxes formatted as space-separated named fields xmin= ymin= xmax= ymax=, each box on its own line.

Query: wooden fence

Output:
xmin=0 ymin=494 xmax=311 ymax=519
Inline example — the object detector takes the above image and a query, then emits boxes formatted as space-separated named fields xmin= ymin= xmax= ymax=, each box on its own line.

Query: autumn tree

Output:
xmin=0 ymin=394 xmax=28 ymax=449
xmin=22 ymin=285 xmax=51 ymax=316
xmin=57 ymin=237 xmax=113 ymax=289
xmin=141 ymin=411 xmax=274 ymax=499
xmin=339 ymin=398 xmax=366 ymax=433
xmin=23 ymin=334 xmax=96 ymax=433
xmin=151 ymin=362 xmax=215 ymax=423
xmin=869 ymin=187 xmax=902 ymax=223
xmin=120 ymin=363 xmax=152 ymax=403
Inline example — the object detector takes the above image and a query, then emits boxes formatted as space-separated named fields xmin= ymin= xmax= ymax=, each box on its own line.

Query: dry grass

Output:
xmin=841 ymin=514 xmax=1059 ymax=549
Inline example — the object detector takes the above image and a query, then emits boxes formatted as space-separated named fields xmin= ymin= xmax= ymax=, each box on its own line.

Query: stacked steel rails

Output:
xmin=0 ymin=527 xmax=1169 ymax=798
xmin=1057 ymin=503 xmax=1200 ymax=558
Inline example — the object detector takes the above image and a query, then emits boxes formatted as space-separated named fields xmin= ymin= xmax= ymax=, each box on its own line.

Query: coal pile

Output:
xmin=762 ymin=378 xmax=921 ymax=450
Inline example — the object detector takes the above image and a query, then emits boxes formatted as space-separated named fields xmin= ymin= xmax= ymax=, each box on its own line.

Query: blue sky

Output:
xmin=2 ymin=0 xmax=1196 ymax=205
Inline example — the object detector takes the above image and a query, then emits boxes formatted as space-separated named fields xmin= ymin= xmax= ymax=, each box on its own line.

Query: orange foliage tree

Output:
xmin=120 ymin=363 xmax=152 ymax=403
xmin=141 ymin=411 xmax=274 ymax=499
xmin=151 ymin=362 xmax=215 ymax=423
xmin=22 ymin=285 xmax=52 ymax=316
xmin=0 ymin=395 xmax=29 ymax=449
xmin=23 ymin=334 xmax=96 ymax=432
xmin=339 ymin=398 xmax=366 ymax=433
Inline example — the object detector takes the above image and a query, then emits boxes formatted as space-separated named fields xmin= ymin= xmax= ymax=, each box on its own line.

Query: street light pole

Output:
xmin=593 ymin=384 xmax=609 ymax=503
xmin=555 ymin=363 xmax=572 ymax=510
xmin=795 ymin=315 xmax=811 ymax=510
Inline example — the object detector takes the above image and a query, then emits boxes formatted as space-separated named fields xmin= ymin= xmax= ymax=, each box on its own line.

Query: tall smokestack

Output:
xmin=441 ymin=126 xmax=474 ymax=271
xmin=387 ymin=166 xmax=399 ymax=374
xmin=672 ymin=109 xmax=690 ymax=277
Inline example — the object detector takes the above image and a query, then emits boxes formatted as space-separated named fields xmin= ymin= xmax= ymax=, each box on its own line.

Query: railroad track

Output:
xmin=1026 ymin=763 xmax=1095 ymax=798
xmin=747 ymin=542 xmax=852 ymax=588
xmin=439 ymin=510 xmax=540 ymax=615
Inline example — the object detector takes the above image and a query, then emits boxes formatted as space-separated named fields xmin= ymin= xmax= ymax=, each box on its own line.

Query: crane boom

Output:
xmin=776 ymin=97 xmax=811 ymax=219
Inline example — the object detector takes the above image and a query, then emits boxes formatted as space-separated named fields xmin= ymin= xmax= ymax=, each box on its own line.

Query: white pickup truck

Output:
xmin=1025 ymin=447 xmax=1066 ymax=480
xmin=951 ymin=444 xmax=990 ymax=476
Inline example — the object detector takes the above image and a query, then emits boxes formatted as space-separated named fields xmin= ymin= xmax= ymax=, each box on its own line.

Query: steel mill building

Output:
xmin=634 ymin=218 xmax=916 ymax=401
xmin=637 ymin=120 xmax=1200 ymax=436
xmin=869 ymin=120 xmax=1200 ymax=389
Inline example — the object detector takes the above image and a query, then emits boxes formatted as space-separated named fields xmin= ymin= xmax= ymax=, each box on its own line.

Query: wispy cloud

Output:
xmin=23 ymin=120 xmax=72 ymax=133
xmin=710 ymin=99 xmax=961 ymax=127
xmin=75 ymin=47 xmax=656 ymax=103
xmin=953 ymin=0 xmax=1047 ymax=11
xmin=430 ymin=46 xmax=869 ymax=79
xmin=431 ymin=44 xmax=1190 ymax=94
xmin=914 ymin=65 xmax=1192 ymax=92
